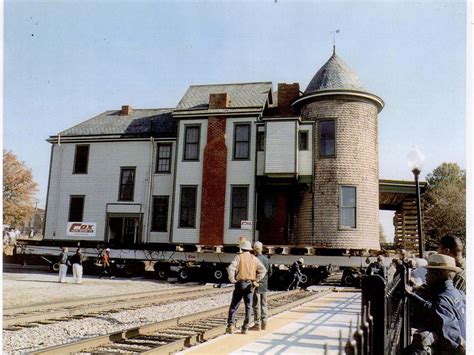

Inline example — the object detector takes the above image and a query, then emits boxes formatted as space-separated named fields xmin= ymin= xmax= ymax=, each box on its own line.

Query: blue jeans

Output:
xmin=227 ymin=281 xmax=254 ymax=329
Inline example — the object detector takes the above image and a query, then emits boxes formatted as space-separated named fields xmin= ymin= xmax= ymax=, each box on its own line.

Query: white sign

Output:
xmin=66 ymin=222 xmax=96 ymax=237
xmin=240 ymin=220 xmax=253 ymax=230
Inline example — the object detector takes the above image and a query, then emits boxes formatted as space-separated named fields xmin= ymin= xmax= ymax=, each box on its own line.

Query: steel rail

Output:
xmin=30 ymin=289 xmax=332 ymax=355
xmin=3 ymin=284 xmax=210 ymax=316
xmin=4 ymin=286 xmax=229 ymax=329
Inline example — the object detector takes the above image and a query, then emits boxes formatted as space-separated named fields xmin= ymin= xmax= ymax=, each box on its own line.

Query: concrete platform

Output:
xmin=179 ymin=291 xmax=361 ymax=355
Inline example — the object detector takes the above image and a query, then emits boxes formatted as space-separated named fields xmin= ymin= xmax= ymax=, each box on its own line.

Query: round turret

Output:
xmin=295 ymin=50 xmax=384 ymax=250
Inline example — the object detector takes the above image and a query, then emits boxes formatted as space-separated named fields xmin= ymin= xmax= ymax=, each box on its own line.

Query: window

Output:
xmin=156 ymin=143 xmax=172 ymax=173
xmin=179 ymin=186 xmax=197 ymax=228
xmin=257 ymin=131 xmax=265 ymax=151
xmin=299 ymin=131 xmax=309 ymax=151
xmin=119 ymin=168 xmax=136 ymax=201
xmin=233 ymin=124 xmax=250 ymax=159
xmin=68 ymin=196 xmax=85 ymax=222
xmin=230 ymin=186 xmax=248 ymax=228
xmin=319 ymin=120 xmax=336 ymax=157
xmin=151 ymin=196 xmax=169 ymax=232
xmin=73 ymin=145 xmax=89 ymax=174
xmin=340 ymin=186 xmax=356 ymax=228
xmin=183 ymin=126 xmax=200 ymax=161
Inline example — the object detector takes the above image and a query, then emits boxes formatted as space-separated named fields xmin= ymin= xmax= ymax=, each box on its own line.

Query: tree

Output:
xmin=379 ymin=223 xmax=387 ymax=244
xmin=423 ymin=162 xmax=466 ymax=249
xmin=3 ymin=150 xmax=38 ymax=228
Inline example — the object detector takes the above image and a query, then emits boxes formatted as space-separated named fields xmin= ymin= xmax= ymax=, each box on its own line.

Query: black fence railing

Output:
xmin=338 ymin=265 xmax=411 ymax=355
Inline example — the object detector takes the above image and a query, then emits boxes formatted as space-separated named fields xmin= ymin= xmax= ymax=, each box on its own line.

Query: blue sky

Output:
xmin=4 ymin=1 xmax=466 ymax=239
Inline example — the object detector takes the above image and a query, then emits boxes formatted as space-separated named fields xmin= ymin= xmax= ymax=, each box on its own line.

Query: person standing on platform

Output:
xmin=226 ymin=240 xmax=266 ymax=335
xmin=365 ymin=255 xmax=387 ymax=280
xmin=58 ymin=247 xmax=69 ymax=283
xmin=287 ymin=258 xmax=304 ymax=290
xmin=249 ymin=241 xmax=272 ymax=331
xmin=71 ymin=248 xmax=84 ymax=284
xmin=437 ymin=235 xmax=466 ymax=293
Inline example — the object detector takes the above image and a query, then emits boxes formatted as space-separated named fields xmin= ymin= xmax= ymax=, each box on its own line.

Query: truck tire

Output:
xmin=212 ymin=268 xmax=227 ymax=283
xmin=177 ymin=267 xmax=190 ymax=282
xmin=342 ymin=270 xmax=355 ymax=287
xmin=52 ymin=263 xmax=60 ymax=272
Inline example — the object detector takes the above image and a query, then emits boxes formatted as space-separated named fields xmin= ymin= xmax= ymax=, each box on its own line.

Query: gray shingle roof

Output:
xmin=304 ymin=53 xmax=367 ymax=94
xmin=175 ymin=82 xmax=272 ymax=112
xmin=56 ymin=109 xmax=176 ymax=138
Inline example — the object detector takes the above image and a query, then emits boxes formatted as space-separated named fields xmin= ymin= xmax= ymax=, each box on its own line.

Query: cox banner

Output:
xmin=66 ymin=222 xmax=96 ymax=237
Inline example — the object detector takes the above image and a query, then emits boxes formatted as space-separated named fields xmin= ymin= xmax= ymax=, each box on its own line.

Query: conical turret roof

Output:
xmin=293 ymin=49 xmax=384 ymax=112
xmin=304 ymin=51 xmax=366 ymax=94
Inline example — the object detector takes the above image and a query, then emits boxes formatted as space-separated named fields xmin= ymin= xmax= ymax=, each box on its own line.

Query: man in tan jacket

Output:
xmin=226 ymin=240 xmax=266 ymax=334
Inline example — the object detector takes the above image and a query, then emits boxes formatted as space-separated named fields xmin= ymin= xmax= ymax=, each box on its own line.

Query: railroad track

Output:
xmin=3 ymin=285 xmax=229 ymax=330
xmin=30 ymin=289 xmax=332 ymax=355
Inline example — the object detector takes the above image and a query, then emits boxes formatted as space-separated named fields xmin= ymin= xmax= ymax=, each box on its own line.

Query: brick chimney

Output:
xmin=209 ymin=93 xmax=230 ymax=109
xmin=120 ymin=105 xmax=133 ymax=115
xmin=277 ymin=83 xmax=300 ymax=115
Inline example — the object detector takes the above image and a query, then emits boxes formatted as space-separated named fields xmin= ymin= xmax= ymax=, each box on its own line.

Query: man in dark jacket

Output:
xmin=405 ymin=254 xmax=466 ymax=354
xmin=365 ymin=255 xmax=387 ymax=280
xmin=437 ymin=235 xmax=466 ymax=293
xmin=58 ymin=247 xmax=69 ymax=283
xmin=249 ymin=241 xmax=272 ymax=331
xmin=287 ymin=258 xmax=304 ymax=290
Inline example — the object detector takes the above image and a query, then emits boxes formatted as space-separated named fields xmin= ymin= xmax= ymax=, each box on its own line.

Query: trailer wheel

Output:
xmin=300 ymin=273 xmax=309 ymax=286
xmin=156 ymin=269 xmax=169 ymax=280
xmin=212 ymin=268 xmax=227 ymax=283
xmin=342 ymin=271 xmax=355 ymax=287
xmin=177 ymin=267 xmax=190 ymax=282
xmin=123 ymin=264 xmax=134 ymax=278
xmin=52 ymin=263 xmax=60 ymax=272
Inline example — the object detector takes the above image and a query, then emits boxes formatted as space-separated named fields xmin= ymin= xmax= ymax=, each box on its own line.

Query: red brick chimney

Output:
xmin=120 ymin=105 xmax=133 ymax=115
xmin=277 ymin=83 xmax=300 ymax=116
xmin=209 ymin=93 xmax=230 ymax=109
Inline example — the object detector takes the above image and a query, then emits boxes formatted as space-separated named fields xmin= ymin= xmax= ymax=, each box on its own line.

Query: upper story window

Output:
xmin=257 ymin=131 xmax=265 ymax=151
xmin=299 ymin=131 xmax=309 ymax=151
xmin=68 ymin=195 xmax=85 ymax=222
xmin=156 ymin=143 xmax=172 ymax=173
xmin=233 ymin=123 xmax=250 ymax=160
xmin=183 ymin=126 xmax=200 ymax=161
xmin=340 ymin=186 xmax=356 ymax=228
xmin=319 ymin=120 xmax=336 ymax=157
xmin=151 ymin=196 xmax=169 ymax=232
xmin=230 ymin=186 xmax=248 ymax=228
xmin=119 ymin=167 xmax=136 ymax=201
xmin=179 ymin=186 xmax=197 ymax=228
xmin=73 ymin=145 xmax=89 ymax=174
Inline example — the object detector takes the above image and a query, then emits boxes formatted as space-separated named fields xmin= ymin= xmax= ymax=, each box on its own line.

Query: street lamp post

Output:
xmin=407 ymin=147 xmax=425 ymax=258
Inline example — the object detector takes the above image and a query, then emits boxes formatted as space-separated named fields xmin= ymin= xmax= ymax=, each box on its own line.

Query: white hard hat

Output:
xmin=240 ymin=241 xmax=252 ymax=251
xmin=298 ymin=258 xmax=304 ymax=264
xmin=253 ymin=241 xmax=263 ymax=251
xmin=105 ymin=248 xmax=111 ymax=252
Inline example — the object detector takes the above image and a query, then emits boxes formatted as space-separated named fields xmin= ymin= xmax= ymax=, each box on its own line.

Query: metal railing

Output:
xmin=338 ymin=265 xmax=410 ymax=355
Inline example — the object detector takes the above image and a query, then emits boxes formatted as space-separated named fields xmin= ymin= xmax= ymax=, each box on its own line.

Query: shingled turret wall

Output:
xmin=299 ymin=97 xmax=380 ymax=250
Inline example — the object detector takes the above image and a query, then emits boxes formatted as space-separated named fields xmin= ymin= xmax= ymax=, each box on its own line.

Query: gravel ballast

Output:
xmin=2 ymin=271 xmax=235 ymax=354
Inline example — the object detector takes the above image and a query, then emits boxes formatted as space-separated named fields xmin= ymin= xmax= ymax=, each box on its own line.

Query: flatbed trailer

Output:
xmin=11 ymin=242 xmax=384 ymax=288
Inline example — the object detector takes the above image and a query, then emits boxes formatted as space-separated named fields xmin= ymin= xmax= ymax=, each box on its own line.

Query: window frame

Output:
xmin=298 ymin=130 xmax=309 ymax=151
xmin=318 ymin=119 xmax=336 ymax=158
xmin=339 ymin=185 xmax=357 ymax=229
xmin=156 ymin=143 xmax=172 ymax=173
xmin=257 ymin=130 xmax=265 ymax=152
xmin=178 ymin=185 xmax=198 ymax=228
xmin=229 ymin=185 xmax=249 ymax=229
xmin=68 ymin=195 xmax=85 ymax=222
xmin=72 ymin=145 xmax=90 ymax=174
xmin=118 ymin=167 xmax=136 ymax=202
xmin=151 ymin=196 xmax=169 ymax=232
xmin=183 ymin=125 xmax=201 ymax=162
xmin=233 ymin=123 xmax=251 ymax=160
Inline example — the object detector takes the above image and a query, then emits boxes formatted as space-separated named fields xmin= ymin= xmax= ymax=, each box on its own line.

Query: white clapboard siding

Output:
xmin=264 ymin=120 xmax=297 ymax=175
xmin=172 ymin=119 xmax=207 ymax=244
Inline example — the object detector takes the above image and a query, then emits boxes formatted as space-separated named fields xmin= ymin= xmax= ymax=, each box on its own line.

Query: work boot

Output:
xmin=241 ymin=328 xmax=248 ymax=334
xmin=249 ymin=324 xmax=261 ymax=331
xmin=262 ymin=323 xmax=267 ymax=330
xmin=226 ymin=325 xmax=234 ymax=334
